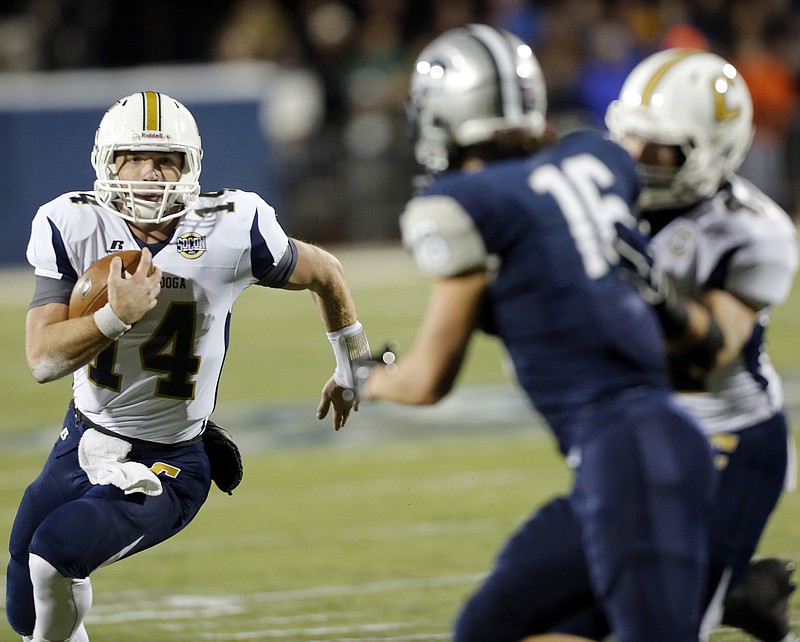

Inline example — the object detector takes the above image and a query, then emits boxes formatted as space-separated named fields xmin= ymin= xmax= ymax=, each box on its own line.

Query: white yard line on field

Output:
xmin=90 ymin=573 xmax=484 ymax=623
xmin=305 ymin=637 xmax=451 ymax=642
xmin=193 ymin=621 xmax=414 ymax=640
xmin=198 ymin=629 xmax=453 ymax=641
xmin=122 ymin=518 xmax=507 ymax=559
xmin=82 ymin=574 xmax=477 ymax=641
xmin=315 ymin=467 xmax=535 ymax=498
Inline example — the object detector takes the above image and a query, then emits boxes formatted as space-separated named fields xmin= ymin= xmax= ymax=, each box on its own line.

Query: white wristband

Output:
xmin=93 ymin=302 xmax=132 ymax=340
xmin=326 ymin=321 xmax=370 ymax=388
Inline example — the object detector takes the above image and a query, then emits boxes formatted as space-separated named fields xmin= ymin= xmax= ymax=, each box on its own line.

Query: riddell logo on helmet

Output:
xmin=140 ymin=131 xmax=166 ymax=140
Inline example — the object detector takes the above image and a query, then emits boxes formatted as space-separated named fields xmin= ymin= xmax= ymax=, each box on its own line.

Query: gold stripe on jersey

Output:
xmin=641 ymin=50 xmax=702 ymax=106
xmin=143 ymin=91 xmax=160 ymax=131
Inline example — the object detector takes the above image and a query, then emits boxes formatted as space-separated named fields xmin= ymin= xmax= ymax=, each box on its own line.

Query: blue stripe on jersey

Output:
xmin=129 ymin=233 xmax=171 ymax=257
xmin=212 ymin=310 xmax=233 ymax=410
xmin=249 ymin=209 xmax=275 ymax=281
xmin=706 ymin=245 xmax=742 ymax=290
xmin=706 ymin=245 xmax=772 ymax=391
xmin=47 ymin=217 xmax=78 ymax=281
xmin=743 ymin=322 xmax=770 ymax=391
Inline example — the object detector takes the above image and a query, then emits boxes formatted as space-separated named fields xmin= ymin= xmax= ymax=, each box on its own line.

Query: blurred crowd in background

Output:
xmin=1 ymin=0 xmax=799 ymax=243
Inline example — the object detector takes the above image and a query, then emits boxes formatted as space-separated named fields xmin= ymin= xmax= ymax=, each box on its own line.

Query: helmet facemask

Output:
xmin=91 ymin=92 xmax=203 ymax=224
xmin=94 ymin=146 xmax=202 ymax=224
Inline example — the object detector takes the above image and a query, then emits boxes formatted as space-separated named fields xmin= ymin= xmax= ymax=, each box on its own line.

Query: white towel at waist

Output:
xmin=78 ymin=428 xmax=162 ymax=496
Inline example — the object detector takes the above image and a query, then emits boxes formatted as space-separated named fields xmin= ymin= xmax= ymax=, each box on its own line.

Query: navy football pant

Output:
xmin=547 ymin=411 xmax=790 ymax=640
xmin=5 ymin=405 xmax=211 ymax=636
xmin=454 ymin=388 xmax=715 ymax=642
xmin=705 ymin=411 xmax=788 ymax=602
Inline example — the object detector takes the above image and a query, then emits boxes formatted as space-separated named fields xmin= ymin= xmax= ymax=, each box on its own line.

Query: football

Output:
xmin=68 ymin=250 xmax=149 ymax=319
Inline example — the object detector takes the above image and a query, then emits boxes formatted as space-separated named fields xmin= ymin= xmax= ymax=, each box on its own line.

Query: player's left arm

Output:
xmin=284 ymin=239 xmax=358 ymax=330
xmin=283 ymin=239 xmax=368 ymax=430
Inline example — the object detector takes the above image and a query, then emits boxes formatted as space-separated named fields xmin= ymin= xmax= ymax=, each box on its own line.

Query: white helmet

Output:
xmin=605 ymin=49 xmax=753 ymax=210
xmin=407 ymin=24 xmax=547 ymax=174
xmin=91 ymin=91 xmax=203 ymax=223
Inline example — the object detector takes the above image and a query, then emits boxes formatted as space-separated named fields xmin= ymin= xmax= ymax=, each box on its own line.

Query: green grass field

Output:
xmin=1 ymin=245 xmax=799 ymax=641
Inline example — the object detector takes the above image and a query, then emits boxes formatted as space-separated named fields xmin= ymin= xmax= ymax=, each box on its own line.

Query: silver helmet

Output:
xmin=91 ymin=91 xmax=203 ymax=223
xmin=605 ymin=49 xmax=754 ymax=210
xmin=407 ymin=24 xmax=547 ymax=174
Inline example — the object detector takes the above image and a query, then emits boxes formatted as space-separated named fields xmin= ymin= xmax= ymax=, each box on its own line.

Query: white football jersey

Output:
xmin=649 ymin=175 xmax=799 ymax=435
xmin=27 ymin=189 xmax=296 ymax=443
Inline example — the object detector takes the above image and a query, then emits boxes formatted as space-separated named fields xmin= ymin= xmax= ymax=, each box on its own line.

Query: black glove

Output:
xmin=202 ymin=419 xmax=243 ymax=495
xmin=613 ymin=221 xmax=689 ymax=341
xmin=613 ymin=221 xmax=671 ymax=305
xmin=351 ymin=344 xmax=398 ymax=400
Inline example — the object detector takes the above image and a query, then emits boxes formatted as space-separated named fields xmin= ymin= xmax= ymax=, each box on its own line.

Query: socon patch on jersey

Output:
xmin=176 ymin=232 xmax=207 ymax=259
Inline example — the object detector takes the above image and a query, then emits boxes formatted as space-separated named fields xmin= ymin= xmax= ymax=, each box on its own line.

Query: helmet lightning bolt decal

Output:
xmin=641 ymin=50 xmax=702 ymax=106
xmin=713 ymin=76 xmax=741 ymax=121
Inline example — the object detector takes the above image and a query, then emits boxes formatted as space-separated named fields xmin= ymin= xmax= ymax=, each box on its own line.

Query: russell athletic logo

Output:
xmin=176 ymin=232 xmax=207 ymax=259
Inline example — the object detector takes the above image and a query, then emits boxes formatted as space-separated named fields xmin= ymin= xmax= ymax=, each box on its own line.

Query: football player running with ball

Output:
xmin=355 ymin=25 xmax=716 ymax=642
xmin=6 ymin=92 xmax=370 ymax=641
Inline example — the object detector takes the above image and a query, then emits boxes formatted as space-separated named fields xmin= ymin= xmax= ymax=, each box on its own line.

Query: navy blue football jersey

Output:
xmin=401 ymin=131 xmax=668 ymax=448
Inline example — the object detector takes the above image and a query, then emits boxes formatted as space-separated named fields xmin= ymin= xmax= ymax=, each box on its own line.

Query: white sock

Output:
xmin=29 ymin=554 xmax=92 ymax=642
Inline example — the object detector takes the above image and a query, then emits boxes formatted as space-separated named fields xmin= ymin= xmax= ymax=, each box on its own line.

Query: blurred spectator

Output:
xmin=689 ymin=0 xmax=732 ymax=50
xmin=339 ymin=0 xmax=417 ymax=239
xmin=296 ymin=0 xmax=361 ymax=125
xmin=487 ymin=0 xmax=543 ymax=44
xmin=343 ymin=0 xmax=409 ymax=123
xmin=0 ymin=10 xmax=42 ymax=71
xmin=429 ymin=0 xmax=483 ymax=35
xmin=211 ymin=0 xmax=325 ymax=149
xmin=212 ymin=0 xmax=304 ymax=65
xmin=660 ymin=22 xmax=710 ymax=49
xmin=575 ymin=18 xmax=644 ymax=127
xmin=524 ymin=0 xmax=598 ymax=129
xmin=729 ymin=0 xmax=799 ymax=211
xmin=4 ymin=0 xmax=223 ymax=70
xmin=615 ymin=0 xmax=669 ymax=52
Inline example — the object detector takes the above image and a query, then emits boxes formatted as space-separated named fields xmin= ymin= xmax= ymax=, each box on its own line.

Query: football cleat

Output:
xmin=722 ymin=558 xmax=797 ymax=642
